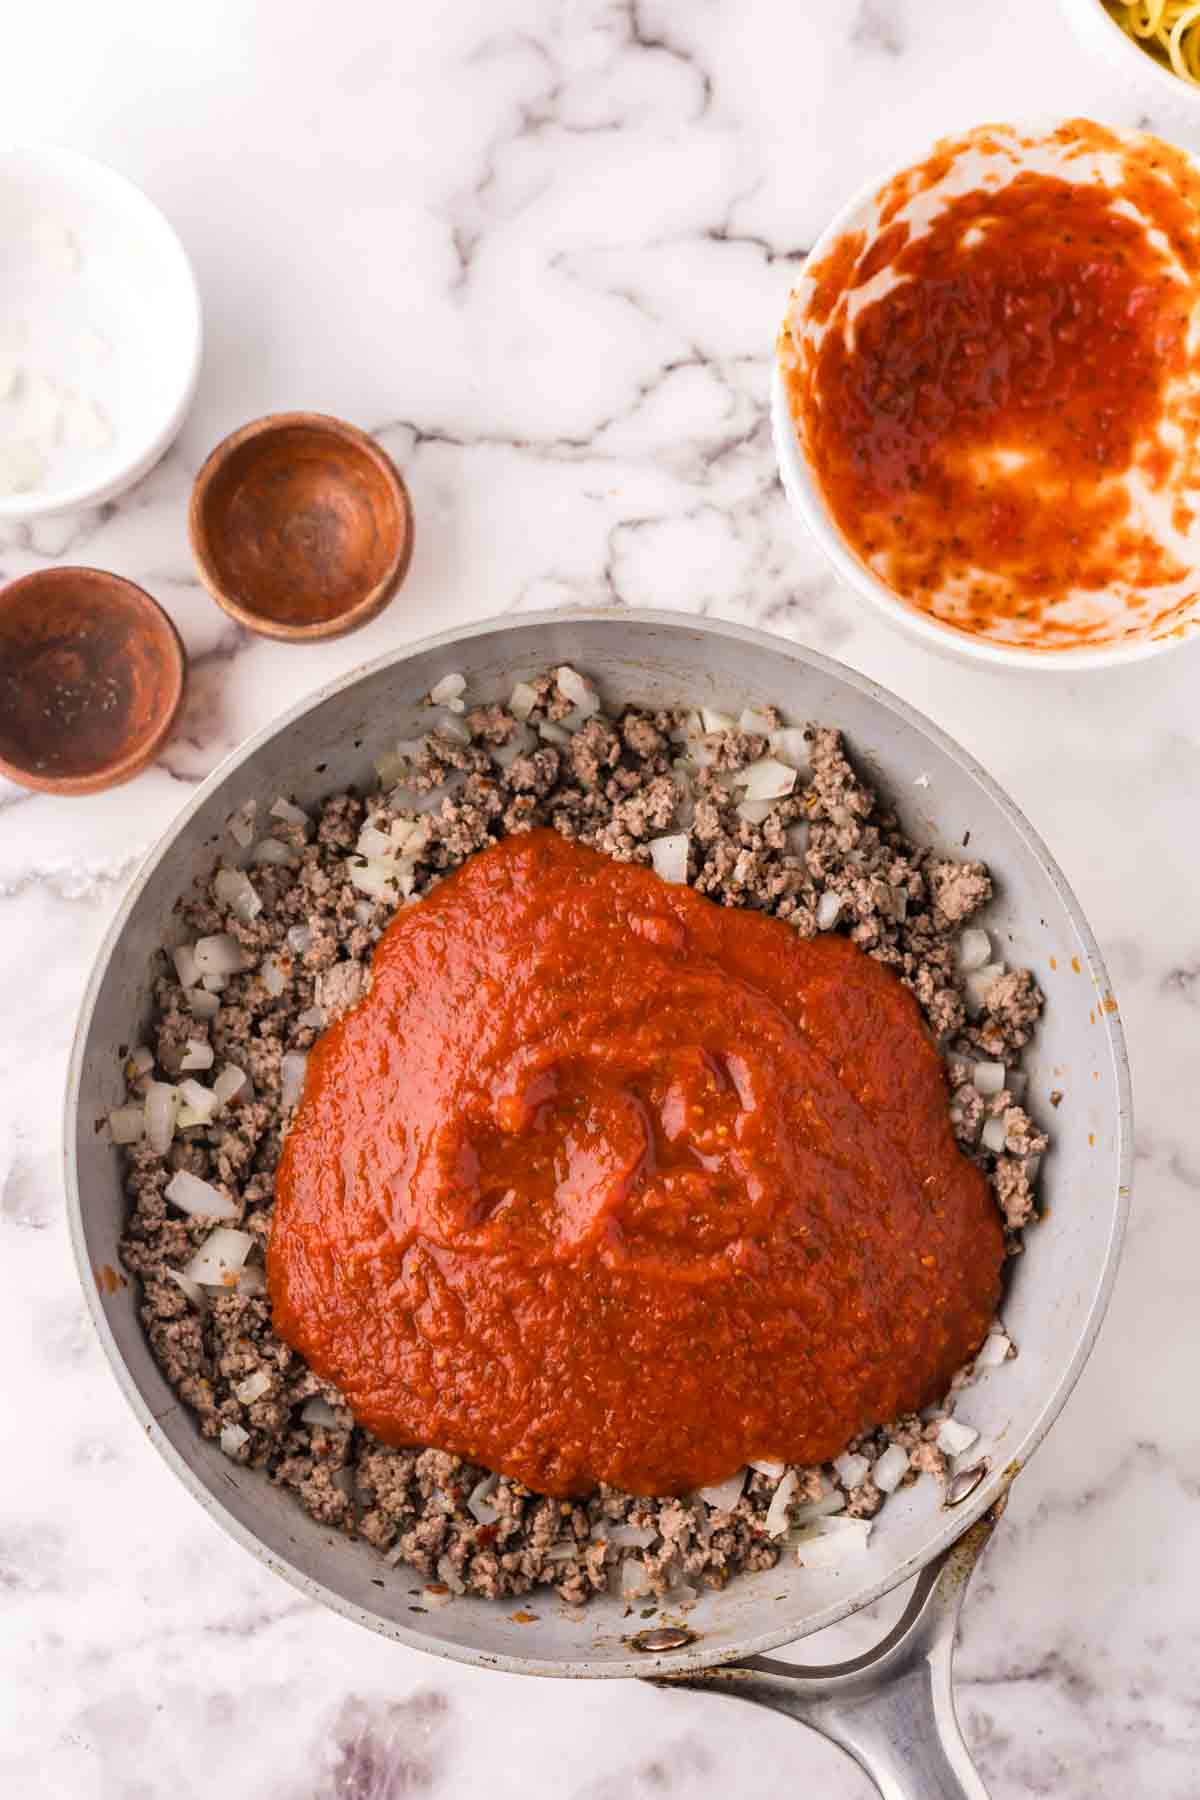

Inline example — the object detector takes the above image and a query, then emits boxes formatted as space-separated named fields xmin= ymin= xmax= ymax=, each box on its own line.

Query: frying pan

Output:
xmin=65 ymin=610 xmax=1131 ymax=1799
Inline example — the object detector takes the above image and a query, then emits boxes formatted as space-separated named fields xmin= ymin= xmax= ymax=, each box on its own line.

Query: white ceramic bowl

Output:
xmin=1058 ymin=0 xmax=1200 ymax=125
xmin=0 ymin=145 xmax=202 ymax=520
xmin=772 ymin=120 xmax=1200 ymax=672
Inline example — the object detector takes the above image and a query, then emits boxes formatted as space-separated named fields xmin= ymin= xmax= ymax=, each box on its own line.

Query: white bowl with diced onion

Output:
xmin=0 ymin=144 xmax=201 ymax=517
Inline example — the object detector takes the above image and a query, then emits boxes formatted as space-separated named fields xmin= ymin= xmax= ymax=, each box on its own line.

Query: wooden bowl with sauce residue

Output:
xmin=189 ymin=413 xmax=413 ymax=642
xmin=0 ymin=567 xmax=185 ymax=794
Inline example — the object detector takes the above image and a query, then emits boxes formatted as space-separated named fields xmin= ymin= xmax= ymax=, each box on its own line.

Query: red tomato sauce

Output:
xmin=787 ymin=124 xmax=1200 ymax=646
xmin=269 ymin=831 xmax=1003 ymax=1497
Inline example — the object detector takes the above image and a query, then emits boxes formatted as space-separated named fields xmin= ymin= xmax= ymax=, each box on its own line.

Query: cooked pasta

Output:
xmin=1105 ymin=1 xmax=1200 ymax=82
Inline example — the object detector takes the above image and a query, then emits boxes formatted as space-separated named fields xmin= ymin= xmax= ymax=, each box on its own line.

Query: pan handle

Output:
xmin=648 ymin=1505 xmax=999 ymax=1800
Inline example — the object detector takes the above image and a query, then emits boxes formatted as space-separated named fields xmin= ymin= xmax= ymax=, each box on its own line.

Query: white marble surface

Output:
xmin=2 ymin=2 xmax=1199 ymax=1795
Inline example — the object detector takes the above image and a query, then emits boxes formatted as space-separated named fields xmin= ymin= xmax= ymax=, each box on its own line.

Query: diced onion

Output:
xmin=166 ymin=1268 xmax=206 ymax=1309
xmin=493 ymin=724 xmax=536 ymax=768
xmin=349 ymin=857 xmax=407 ymax=900
xmin=976 ymin=1331 xmax=1012 ymax=1369
xmin=957 ymin=928 xmax=992 ymax=973
xmin=544 ymin=1541 xmax=580 ymax=1564
xmin=792 ymin=1487 xmax=846 ymax=1526
xmin=220 ymin=1423 xmax=249 ymax=1457
xmin=972 ymin=1061 xmax=1005 ymax=1097
xmin=280 ymin=1051 xmax=308 ymax=1112
xmin=180 ymin=1038 xmax=214 ymax=1072
xmin=696 ymin=1470 xmax=746 ymax=1511
xmin=740 ymin=757 xmax=797 ymax=803
xmin=749 ymin=1459 xmax=787 ymax=1478
xmin=227 ymin=801 xmax=256 ymax=848
xmin=286 ymin=925 xmax=312 ymax=956
xmin=177 ymin=1077 xmax=218 ymax=1126
xmin=872 ymin=1444 xmax=910 ymax=1493
xmin=108 ymin=1104 xmax=145 ymax=1145
xmin=700 ymin=707 xmax=734 ymax=733
xmin=980 ymin=1116 xmax=1008 ymax=1154
xmin=467 ymin=1475 xmax=499 ymax=1523
xmin=214 ymin=867 xmax=262 ymax=924
xmin=127 ymin=1046 xmax=154 ymax=1077
xmin=605 ymin=1523 xmax=657 ymax=1549
xmin=794 ymin=1516 xmax=872 ymax=1566
xmin=785 ymin=823 xmax=810 ymax=858
xmin=185 ymin=988 xmax=220 ymax=1020
xmin=201 ymin=973 xmax=227 ymax=994
xmin=555 ymin=666 xmax=599 ymax=718
xmin=301 ymin=1396 xmax=340 ymax=1428
xmin=357 ymin=823 xmax=393 ymax=858
xmin=739 ymin=706 xmax=776 ymax=735
xmin=509 ymin=681 xmax=539 ymax=720
xmin=649 ymin=833 xmax=689 ymax=885
xmin=436 ymin=712 xmax=471 ymax=744
xmin=833 ymin=1451 xmax=870 ymax=1490
xmin=964 ymin=962 xmax=1005 ymax=1016
xmin=251 ymin=836 xmax=299 ymax=867
xmin=237 ymin=1262 xmax=267 ymax=1297
xmin=172 ymin=943 xmax=199 ymax=989
xmin=144 ymin=1082 xmax=179 ymax=1154
xmin=235 ymin=1369 xmax=272 ymax=1405
xmin=195 ymin=934 xmax=246 ymax=977
xmin=769 ymin=727 xmax=809 ymax=770
xmin=213 ymin=1064 xmax=249 ymax=1107
xmin=936 ymin=1417 xmax=980 ymax=1457
xmin=165 ymin=1170 xmax=238 ymax=1221
xmin=620 ymin=1558 xmax=650 ymax=1597
xmin=763 ymin=1469 xmax=799 ymax=1537
xmin=430 ymin=672 xmax=466 ymax=710
xmin=816 ymin=892 xmax=843 ymax=931
xmin=434 ymin=1554 xmax=466 ymax=1595
xmin=270 ymin=796 xmax=309 ymax=828
xmin=261 ymin=955 xmax=288 ymax=997
xmin=298 ymin=1006 xmax=325 ymax=1030
xmin=736 ymin=798 xmax=774 ymax=825
xmin=184 ymin=1227 xmax=254 ymax=1287
xmin=538 ymin=720 xmax=570 ymax=747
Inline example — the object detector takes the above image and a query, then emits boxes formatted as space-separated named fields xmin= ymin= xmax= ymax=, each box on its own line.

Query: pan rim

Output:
xmin=63 ymin=605 xmax=1133 ymax=1679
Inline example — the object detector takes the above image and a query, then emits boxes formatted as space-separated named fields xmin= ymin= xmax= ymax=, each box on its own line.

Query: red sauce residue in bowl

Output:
xmin=786 ymin=122 xmax=1200 ymax=649
xmin=269 ymin=831 xmax=1003 ymax=1497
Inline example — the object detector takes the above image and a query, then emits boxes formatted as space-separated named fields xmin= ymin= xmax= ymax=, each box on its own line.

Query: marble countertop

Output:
xmin=3 ymin=2 xmax=1198 ymax=1795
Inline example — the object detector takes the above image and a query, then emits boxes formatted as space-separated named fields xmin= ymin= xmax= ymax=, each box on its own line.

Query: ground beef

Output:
xmin=116 ymin=667 xmax=1043 ymax=1611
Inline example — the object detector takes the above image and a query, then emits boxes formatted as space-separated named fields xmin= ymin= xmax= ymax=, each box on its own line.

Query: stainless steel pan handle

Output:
xmin=651 ymin=1507 xmax=998 ymax=1800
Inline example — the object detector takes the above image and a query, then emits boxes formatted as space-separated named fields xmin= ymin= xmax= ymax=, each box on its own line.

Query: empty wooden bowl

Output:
xmin=0 ymin=567 xmax=185 ymax=794
xmin=188 ymin=413 xmax=413 ymax=641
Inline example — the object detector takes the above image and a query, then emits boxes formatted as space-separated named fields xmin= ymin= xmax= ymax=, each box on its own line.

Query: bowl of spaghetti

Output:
xmin=773 ymin=118 xmax=1200 ymax=669
xmin=1060 ymin=0 xmax=1200 ymax=103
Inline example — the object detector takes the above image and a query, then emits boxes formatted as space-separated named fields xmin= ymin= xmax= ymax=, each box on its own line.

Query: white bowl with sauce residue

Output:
xmin=773 ymin=119 xmax=1200 ymax=671
xmin=0 ymin=145 xmax=202 ymax=520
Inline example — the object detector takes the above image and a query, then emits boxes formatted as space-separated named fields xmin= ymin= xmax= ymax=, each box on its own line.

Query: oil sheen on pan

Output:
xmin=781 ymin=120 xmax=1200 ymax=651
xmin=268 ymin=830 xmax=1003 ymax=1498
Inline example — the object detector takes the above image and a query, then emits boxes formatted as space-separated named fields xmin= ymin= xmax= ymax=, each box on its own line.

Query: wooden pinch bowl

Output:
xmin=0 ymin=568 xmax=185 ymax=794
xmin=188 ymin=413 xmax=413 ymax=641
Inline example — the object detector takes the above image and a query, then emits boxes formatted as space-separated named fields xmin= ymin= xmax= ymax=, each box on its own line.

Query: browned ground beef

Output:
xmin=116 ymin=670 xmax=1043 ymax=1612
